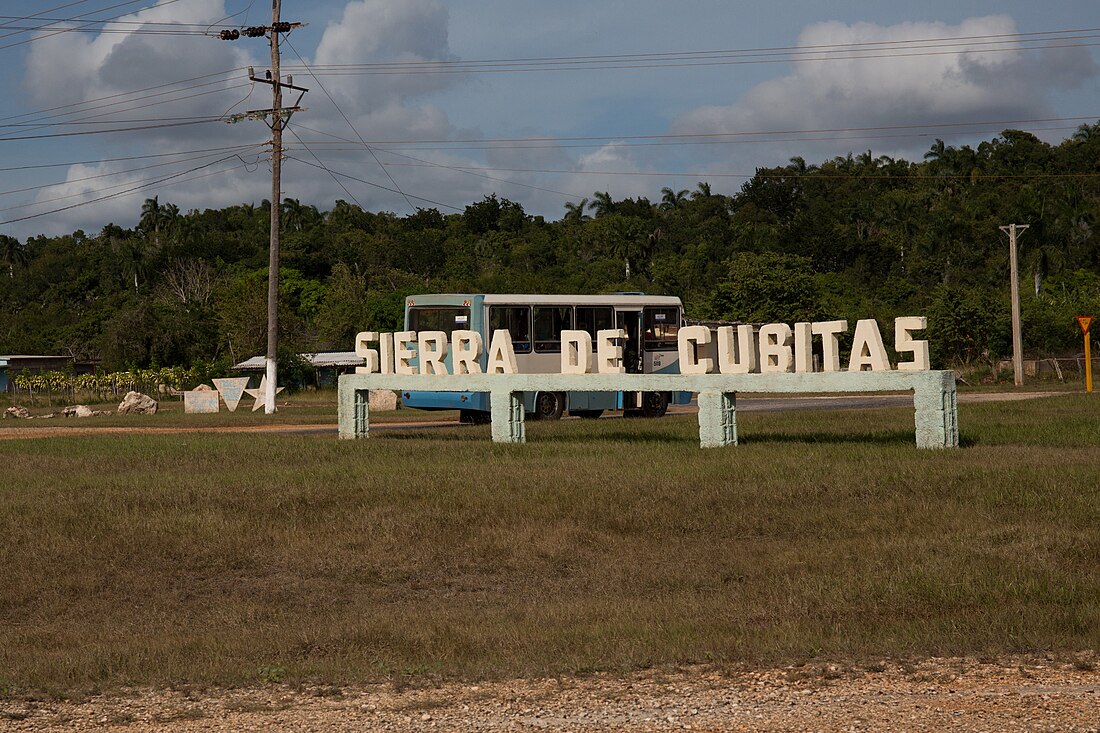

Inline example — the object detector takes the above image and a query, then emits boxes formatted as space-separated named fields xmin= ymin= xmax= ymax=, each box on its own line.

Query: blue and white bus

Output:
xmin=401 ymin=293 xmax=688 ymax=422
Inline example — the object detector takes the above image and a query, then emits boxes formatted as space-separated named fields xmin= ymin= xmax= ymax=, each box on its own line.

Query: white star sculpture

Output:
xmin=243 ymin=375 xmax=285 ymax=412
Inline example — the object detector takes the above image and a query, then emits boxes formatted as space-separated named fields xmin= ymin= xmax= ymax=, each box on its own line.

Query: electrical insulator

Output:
xmin=243 ymin=26 xmax=266 ymax=38
xmin=271 ymin=22 xmax=292 ymax=33
xmin=219 ymin=29 xmax=240 ymax=40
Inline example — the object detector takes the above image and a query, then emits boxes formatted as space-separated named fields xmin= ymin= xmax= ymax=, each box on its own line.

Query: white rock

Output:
xmin=4 ymin=406 xmax=29 ymax=419
xmin=368 ymin=389 xmax=398 ymax=411
xmin=117 ymin=391 xmax=158 ymax=415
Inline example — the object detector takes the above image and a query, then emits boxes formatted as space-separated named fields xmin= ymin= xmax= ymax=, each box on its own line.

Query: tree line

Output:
xmin=2 ymin=125 xmax=1099 ymax=375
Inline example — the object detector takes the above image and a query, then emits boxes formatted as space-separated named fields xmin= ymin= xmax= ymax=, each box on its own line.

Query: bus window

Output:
xmin=533 ymin=306 xmax=573 ymax=353
xmin=489 ymin=306 xmax=531 ymax=354
xmin=644 ymin=307 xmax=680 ymax=351
xmin=409 ymin=307 xmax=470 ymax=333
xmin=575 ymin=306 xmax=613 ymax=349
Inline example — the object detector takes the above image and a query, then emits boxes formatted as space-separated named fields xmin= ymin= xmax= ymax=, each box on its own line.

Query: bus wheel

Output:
xmin=571 ymin=409 xmax=603 ymax=420
xmin=641 ymin=391 xmax=669 ymax=418
xmin=533 ymin=392 xmax=565 ymax=420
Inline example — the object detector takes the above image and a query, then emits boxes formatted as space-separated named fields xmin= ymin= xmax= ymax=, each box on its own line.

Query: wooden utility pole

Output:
xmin=1000 ymin=223 xmax=1029 ymax=387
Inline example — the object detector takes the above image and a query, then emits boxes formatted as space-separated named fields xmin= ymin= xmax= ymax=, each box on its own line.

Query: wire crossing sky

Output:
xmin=0 ymin=0 xmax=1097 ymax=238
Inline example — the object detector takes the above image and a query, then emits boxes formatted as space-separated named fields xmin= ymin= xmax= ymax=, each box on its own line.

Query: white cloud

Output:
xmin=671 ymin=16 xmax=1099 ymax=167
xmin=15 ymin=0 xmax=484 ymax=236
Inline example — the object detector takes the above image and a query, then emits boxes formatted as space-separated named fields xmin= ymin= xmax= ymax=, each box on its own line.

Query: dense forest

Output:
xmin=3 ymin=125 xmax=1100 ymax=374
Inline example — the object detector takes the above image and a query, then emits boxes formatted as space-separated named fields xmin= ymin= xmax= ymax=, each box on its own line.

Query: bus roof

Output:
xmin=407 ymin=293 xmax=682 ymax=308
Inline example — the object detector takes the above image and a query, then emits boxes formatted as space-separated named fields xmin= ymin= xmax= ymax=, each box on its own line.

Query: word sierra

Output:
xmin=355 ymin=317 xmax=929 ymax=376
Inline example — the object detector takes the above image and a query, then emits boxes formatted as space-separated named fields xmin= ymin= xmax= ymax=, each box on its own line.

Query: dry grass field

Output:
xmin=0 ymin=393 xmax=1098 ymax=698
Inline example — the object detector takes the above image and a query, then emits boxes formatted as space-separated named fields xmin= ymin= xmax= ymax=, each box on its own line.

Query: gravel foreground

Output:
xmin=2 ymin=656 xmax=1098 ymax=732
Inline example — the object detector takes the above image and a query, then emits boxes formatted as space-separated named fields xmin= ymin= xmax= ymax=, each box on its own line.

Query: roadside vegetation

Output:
xmin=1 ymin=394 xmax=1097 ymax=696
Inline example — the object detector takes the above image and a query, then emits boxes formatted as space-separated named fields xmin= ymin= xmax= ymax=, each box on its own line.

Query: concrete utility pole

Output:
xmin=1000 ymin=223 xmax=1029 ymax=387
xmin=224 ymin=4 xmax=307 ymax=413
xmin=265 ymin=0 xmax=283 ymax=415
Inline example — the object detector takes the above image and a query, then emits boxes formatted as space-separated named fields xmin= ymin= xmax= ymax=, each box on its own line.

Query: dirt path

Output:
xmin=0 ymin=391 xmax=1066 ymax=441
xmin=2 ymin=656 xmax=1096 ymax=732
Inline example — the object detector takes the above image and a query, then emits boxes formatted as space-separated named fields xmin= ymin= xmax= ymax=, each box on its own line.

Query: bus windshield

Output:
xmin=408 ymin=307 xmax=470 ymax=333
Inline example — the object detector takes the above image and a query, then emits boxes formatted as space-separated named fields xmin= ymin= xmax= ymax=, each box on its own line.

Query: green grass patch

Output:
xmin=1 ymin=394 xmax=1098 ymax=694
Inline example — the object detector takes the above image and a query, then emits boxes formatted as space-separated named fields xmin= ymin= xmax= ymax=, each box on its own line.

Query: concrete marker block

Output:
xmin=490 ymin=390 xmax=525 ymax=443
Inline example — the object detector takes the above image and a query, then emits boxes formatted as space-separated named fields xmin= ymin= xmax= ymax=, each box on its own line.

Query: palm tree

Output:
xmin=1072 ymin=123 xmax=1100 ymax=143
xmin=924 ymin=139 xmax=947 ymax=163
xmin=659 ymin=187 xmax=689 ymax=211
xmin=1 ymin=235 xmax=26 ymax=278
xmin=691 ymin=181 xmax=712 ymax=199
xmin=160 ymin=202 xmax=180 ymax=247
xmin=588 ymin=191 xmax=615 ymax=218
xmin=113 ymin=235 xmax=145 ymax=292
xmin=563 ymin=198 xmax=590 ymax=223
xmin=282 ymin=197 xmax=305 ymax=232
xmin=140 ymin=196 xmax=162 ymax=249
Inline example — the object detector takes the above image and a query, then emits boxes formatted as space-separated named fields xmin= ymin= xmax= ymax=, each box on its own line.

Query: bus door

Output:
xmin=615 ymin=309 xmax=643 ymax=409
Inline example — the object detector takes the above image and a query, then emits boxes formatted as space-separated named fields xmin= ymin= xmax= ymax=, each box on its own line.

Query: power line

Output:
xmin=0 ymin=145 xmax=263 ymax=197
xmin=0 ymin=114 xmax=232 ymax=129
xmin=286 ymin=123 xmax=583 ymax=200
xmin=0 ymin=68 xmax=242 ymax=124
xmin=286 ymin=156 xmax=462 ymax=210
xmin=286 ymin=26 xmax=1100 ymax=69
xmin=0 ymin=118 xmax=224 ymax=142
xmin=0 ymin=0 xmax=98 ymax=41
xmin=0 ymin=0 xmax=184 ymax=51
xmin=0 ymin=15 xmax=241 ymax=28
xmin=284 ymin=115 xmax=1100 ymax=146
xmin=0 ymin=143 xmax=267 ymax=172
xmin=284 ymin=39 xmax=1100 ymax=76
xmin=370 ymin=161 xmax=1100 ymax=181
xmin=282 ymin=36 xmax=416 ymax=211
xmin=284 ymin=125 xmax=364 ymax=210
xmin=0 ymin=155 xmax=245 ymax=225
xmin=0 ymin=153 xmax=255 ymax=213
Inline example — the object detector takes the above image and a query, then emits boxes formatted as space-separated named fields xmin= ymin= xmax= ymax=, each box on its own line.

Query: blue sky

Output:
xmin=1 ymin=0 xmax=1098 ymax=239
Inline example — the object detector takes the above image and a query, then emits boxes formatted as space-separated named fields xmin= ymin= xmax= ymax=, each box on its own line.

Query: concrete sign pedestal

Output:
xmin=338 ymin=371 xmax=959 ymax=450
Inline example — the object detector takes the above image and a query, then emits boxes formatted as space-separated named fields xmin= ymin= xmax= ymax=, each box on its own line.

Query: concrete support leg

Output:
xmin=698 ymin=390 xmax=737 ymax=448
xmin=491 ymin=390 xmax=525 ymax=444
xmin=338 ymin=384 xmax=370 ymax=440
xmin=913 ymin=372 xmax=959 ymax=449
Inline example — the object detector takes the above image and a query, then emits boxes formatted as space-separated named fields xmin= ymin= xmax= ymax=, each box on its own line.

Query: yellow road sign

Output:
xmin=1079 ymin=317 xmax=1094 ymax=393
